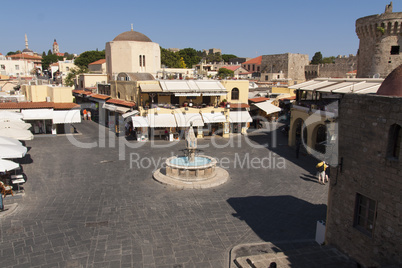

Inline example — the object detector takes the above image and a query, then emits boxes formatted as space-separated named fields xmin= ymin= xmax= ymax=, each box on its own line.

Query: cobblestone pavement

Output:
xmin=0 ymin=121 xmax=329 ymax=268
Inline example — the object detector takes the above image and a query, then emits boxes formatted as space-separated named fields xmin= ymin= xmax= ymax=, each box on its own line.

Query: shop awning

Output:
xmin=22 ymin=109 xmax=53 ymax=120
xmin=174 ymin=112 xmax=204 ymax=127
xmin=53 ymin=110 xmax=81 ymax=124
xmin=132 ymin=116 xmax=149 ymax=128
xmin=201 ymin=112 xmax=226 ymax=123
xmin=174 ymin=93 xmax=201 ymax=97
xmin=139 ymin=83 xmax=163 ymax=92
xmin=253 ymin=101 xmax=281 ymax=115
xmin=122 ymin=110 xmax=139 ymax=119
xmin=102 ymin=103 xmax=117 ymax=111
xmin=115 ymin=107 xmax=130 ymax=114
xmin=202 ymin=92 xmax=227 ymax=96
xmin=229 ymin=111 xmax=253 ymax=123
xmin=147 ymin=113 xmax=177 ymax=128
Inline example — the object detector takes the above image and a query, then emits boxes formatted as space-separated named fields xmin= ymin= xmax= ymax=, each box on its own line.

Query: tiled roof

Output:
xmin=347 ymin=70 xmax=357 ymax=74
xmin=229 ymin=103 xmax=250 ymax=109
xmin=106 ymin=99 xmax=136 ymax=108
xmin=89 ymin=94 xmax=111 ymax=100
xmin=242 ymin=56 xmax=262 ymax=65
xmin=249 ymin=97 xmax=270 ymax=103
xmin=72 ymin=90 xmax=92 ymax=95
xmin=0 ymin=102 xmax=78 ymax=110
xmin=8 ymin=54 xmax=42 ymax=60
xmin=222 ymin=66 xmax=240 ymax=71
xmin=89 ymin=59 xmax=106 ymax=65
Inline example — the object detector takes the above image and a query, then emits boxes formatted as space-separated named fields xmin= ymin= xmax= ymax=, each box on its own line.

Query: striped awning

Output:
xmin=147 ymin=113 xmax=177 ymax=127
xmin=174 ymin=112 xmax=204 ymax=127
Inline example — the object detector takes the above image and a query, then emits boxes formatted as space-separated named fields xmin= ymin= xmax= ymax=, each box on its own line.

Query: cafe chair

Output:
xmin=0 ymin=181 xmax=13 ymax=197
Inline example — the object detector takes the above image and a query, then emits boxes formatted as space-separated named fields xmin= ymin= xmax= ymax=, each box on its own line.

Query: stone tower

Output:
xmin=355 ymin=2 xmax=402 ymax=78
xmin=53 ymin=39 xmax=60 ymax=55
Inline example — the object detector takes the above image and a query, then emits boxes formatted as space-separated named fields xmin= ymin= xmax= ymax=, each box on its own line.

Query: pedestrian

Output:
xmin=316 ymin=161 xmax=329 ymax=184
xmin=83 ymin=109 xmax=87 ymax=120
xmin=0 ymin=187 xmax=4 ymax=211
xmin=87 ymin=110 xmax=92 ymax=121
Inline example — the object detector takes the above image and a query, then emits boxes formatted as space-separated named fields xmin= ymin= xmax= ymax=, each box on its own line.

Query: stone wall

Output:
xmin=326 ymin=94 xmax=402 ymax=267
xmin=305 ymin=55 xmax=357 ymax=80
xmin=355 ymin=5 xmax=402 ymax=78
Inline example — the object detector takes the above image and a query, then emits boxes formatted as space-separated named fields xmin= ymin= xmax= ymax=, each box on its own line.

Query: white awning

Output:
xmin=174 ymin=93 xmax=201 ymax=97
xmin=147 ymin=113 xmax=177 ymax=127
xmin=139 ymin=83 xmax=163 ymax=92
xmin=53 ymin=110 xmax=81 ymax=124
xmin=122 ymin=110 xmax=139 ymax=119
xmin=202 ymin=92 xmax=227 ymax=96
xmin=229 ymin=111 xmax=253 ymax=123
xmin=102 ymin=103 xmax=117 ymax=111
xmin=201 ymin=112 xmax=226 ymax=123
xmin=254 ymin=101 xmax=281 ymax=115
xmin=132 ymin=116 xmax=149 ymax=128
xmin=174 ymin=112 xmax=204 ymax=127
xmin=115 ymin=107 xmax=130 ymax=114
xmin=22 ymin=109 xmax=53 ymax=120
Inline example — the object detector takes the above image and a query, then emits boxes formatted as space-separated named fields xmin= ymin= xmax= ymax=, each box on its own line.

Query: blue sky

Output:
xmin=1 ymin=0 xmax=399 ymax=60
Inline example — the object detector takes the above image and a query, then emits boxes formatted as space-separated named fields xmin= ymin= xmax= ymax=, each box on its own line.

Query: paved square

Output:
xmin=1 ymin=121 xmax=328 ymax=267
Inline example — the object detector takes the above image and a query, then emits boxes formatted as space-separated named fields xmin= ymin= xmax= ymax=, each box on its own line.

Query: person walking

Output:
xmin=316 ymin=161 xmax=329 ymax=184
xmin=0 ymin=189 xmax=4 ymax=211
xmin=83 ymin=109 xmax=87 ymax=120
xmin=87 ymin=110 xmax=92 ymax=121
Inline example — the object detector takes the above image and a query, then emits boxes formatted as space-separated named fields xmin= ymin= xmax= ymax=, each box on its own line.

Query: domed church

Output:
xmin=105 ymin=26 xmax=161 ymax=80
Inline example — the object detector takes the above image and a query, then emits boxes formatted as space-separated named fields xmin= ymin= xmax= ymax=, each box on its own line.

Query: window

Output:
xmin=66 ymin=67 xmax=69 ymax=71
xmin=143 ymin=55 xmax=146 ymax=67
xmin=387 ymin=124 xmax=401 ymax=159
xmin=231 ymin=88 xmax=239 ymax=100
xmin=390 ymin=46 xmax=400 ymax=55
xmin=354 ymin=193 xmax=377 ymax=236
xmin=0 ymin=65 xmax=5 ymax=70
xmin=139 ymin=55 xmax=142 ymax=67
xmin=15 ymin=65 xmax=19 ymax=70
xmin=265 ymin=75 xmax=268 ymax=80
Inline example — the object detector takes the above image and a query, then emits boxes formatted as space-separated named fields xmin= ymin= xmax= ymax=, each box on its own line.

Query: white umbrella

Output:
xmin=0 ymin=121 xmax=32 ymax=130
xmin=0 ymin=136 xmax=22 ymax=146
xmin=0 ymin=144 xmax=27 ymax=158
xmin=0 ymin=159 xmax=20 ymax=172
xmin=0 ymin=128 xmax=33 ymax=141
xmin=0 ymin=111 xmax=23 ymax=120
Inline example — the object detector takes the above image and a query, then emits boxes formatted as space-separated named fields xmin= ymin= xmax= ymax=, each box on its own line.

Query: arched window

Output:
xmin=231 ymin=88 xmax=239 ymax=100
xmin=143 ymin=55 xmax=146 ymax=67
xmin=117 ymin=92 xmax=121 ymax=99
xmin=139 ymin=55 xmax=142 ymax=67
xmin=387 ymin=124 xmax=401 ymax=159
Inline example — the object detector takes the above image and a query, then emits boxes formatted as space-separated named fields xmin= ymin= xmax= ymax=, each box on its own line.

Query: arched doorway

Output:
xmin=314 ymin=124 xmax=327 ymax=154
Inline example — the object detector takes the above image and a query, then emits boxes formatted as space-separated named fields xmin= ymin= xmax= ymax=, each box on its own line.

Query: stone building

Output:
xmin=325 ymin=65 xmax=402 ymax=267
xmin=356 ymin=2 xmax=402 ymax=78
xmin=105 ymin=27 xmax=161 ymax=80
xmin=260 ymin=53 xmax=309 ymax=82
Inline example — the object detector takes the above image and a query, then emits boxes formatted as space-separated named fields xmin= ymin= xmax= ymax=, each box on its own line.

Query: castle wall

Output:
xmin=261 ymin=53 xmax=308 ymax=81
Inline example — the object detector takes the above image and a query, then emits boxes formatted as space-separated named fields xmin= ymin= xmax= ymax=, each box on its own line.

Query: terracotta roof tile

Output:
xmin=229 ymin=103 xmax=250 ymax=108
xmin=89 ymin=59 xmax=106 ymax=65
xmin=8 ymin=54 xmax=42 ymax=60
xmin=242 ymin=56 xmax=262 ymax=65
xmin=53 ymin=103 xmax=80 ymax=110
xmin=222 ymin=66 xmax=240 ymax=71
xmin=72 ymin=90 xmax=93 ymax=95
xmin=249 ymin=97 xmax=270 ymax=103
xmin=0 ymin=102 xmax=78 ymax=110
xmin=89 ymin=94 xmax=111 ymax=100
xmin=106 ymin=98 xmax=136 ymax=108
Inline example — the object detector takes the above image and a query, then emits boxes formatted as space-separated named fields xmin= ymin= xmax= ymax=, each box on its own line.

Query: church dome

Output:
xmin=376 ymin=64 xmax=402 ymax=97
xmin=22 ymin=48 xmax=33 ymax=53
xmin=113 ymin=30 xmax=152 ymax=42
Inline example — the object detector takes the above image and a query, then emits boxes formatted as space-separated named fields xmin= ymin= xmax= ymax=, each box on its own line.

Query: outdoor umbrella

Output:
xmin=0 ymin=121 xmax=32 ymax=130
xmin=0 ymin=159 xmax=20 ymax=172
xmin=0 ymin=136 xmax=22 ymax=146
xmin=0 ymin=128 xmax=33 ymax=141
xmin=0 ymin=111 xmax=23 ymax=120
xmin=0 ymin=144 xmax=27 ymax=159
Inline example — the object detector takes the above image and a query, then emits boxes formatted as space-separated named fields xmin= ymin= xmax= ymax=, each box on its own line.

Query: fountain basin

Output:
xmin=165 ymin=155 xmax=217 ymax=181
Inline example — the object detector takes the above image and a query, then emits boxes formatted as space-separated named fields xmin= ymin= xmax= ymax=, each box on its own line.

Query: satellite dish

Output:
xmin=373 ymin=73 xmax=380 ymax=78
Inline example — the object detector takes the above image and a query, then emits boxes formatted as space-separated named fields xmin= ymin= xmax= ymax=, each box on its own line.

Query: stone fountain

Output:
xmin=153 ymin=124 xmax=229 ymax=189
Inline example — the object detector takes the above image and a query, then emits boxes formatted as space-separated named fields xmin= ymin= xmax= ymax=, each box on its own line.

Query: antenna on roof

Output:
xmin=131 ymin=23 xmax=133 ymax=31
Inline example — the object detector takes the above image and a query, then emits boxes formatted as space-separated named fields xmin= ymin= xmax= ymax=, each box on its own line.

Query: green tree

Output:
xmin=178 ymin=48 xmax=202 ymax=68
xmin=206 ymin=52 xmax=222 ymax=63
xmin=42 ymin=51 xmax=46 ymax=57
xmin=217 ymin=68 xmax=234 ymax=79
xmin=311 ymin=52 xmax=323 ymax=65
xmin=222 ymin=54 xmax=237 ymax=63
xmin=47 ymin=50 xmax=52 ymax=56
xmin=64 ymin=66 xmax=88 ymax=87
xmin=160 ymin=47 xmax=181 ymax=68
xmin=41 ymin=54 xmax=63 ymax=70
xmin=74 ymin=50 xmax=105 ymax=68
xmin=322 ymin=56 xmax=335 ymax=64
